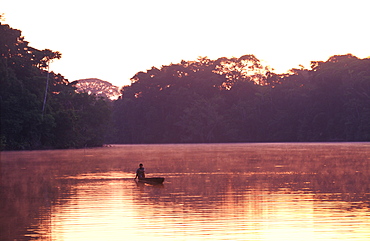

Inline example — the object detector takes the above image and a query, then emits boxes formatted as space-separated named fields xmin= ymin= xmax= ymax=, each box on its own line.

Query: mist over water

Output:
xmin=1 ymin=143 xmax=369 ymax=240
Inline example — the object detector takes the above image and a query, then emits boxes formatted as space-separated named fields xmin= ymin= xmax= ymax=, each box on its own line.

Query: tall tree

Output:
xmin=0 ymin=23 xmax=112 ymax=150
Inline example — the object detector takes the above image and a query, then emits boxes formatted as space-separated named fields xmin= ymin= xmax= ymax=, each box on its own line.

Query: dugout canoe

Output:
xmin=137 ymin=177 xmax=165 ymax=184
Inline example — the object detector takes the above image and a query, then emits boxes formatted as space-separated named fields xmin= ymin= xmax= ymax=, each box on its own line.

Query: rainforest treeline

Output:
xmin=113 ymin=54 xmax=370 ymax=144
xmin=1 ymin=23 xmax=369 ymax=150
xmin=0 ymin=22 xmax=111 ymax=150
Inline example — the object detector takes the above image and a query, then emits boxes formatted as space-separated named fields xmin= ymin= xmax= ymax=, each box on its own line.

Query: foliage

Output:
xmin=0 ymin=23 xmax=112 ymax=150
xmin=112 ymin=54 xmax=370 ymax=143
xmin=1 ymin=22 xmax=369 ymax=148
xmin=72 ymin=78 xmax=121 ymax=100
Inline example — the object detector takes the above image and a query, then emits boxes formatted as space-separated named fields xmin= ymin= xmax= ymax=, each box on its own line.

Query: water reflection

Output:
xmin=1 ymin=143 xmax=369 ymax=240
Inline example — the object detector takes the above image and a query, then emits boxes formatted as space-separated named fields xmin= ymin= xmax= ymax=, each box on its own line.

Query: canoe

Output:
xmin=138 ymin=177 xmax=165 ymax=184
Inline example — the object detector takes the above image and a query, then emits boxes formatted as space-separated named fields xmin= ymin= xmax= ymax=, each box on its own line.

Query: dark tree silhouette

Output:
xmin=0 ymin=23 xmax=112 ymax=150
xmin=112 ymin=54 xmax=370 ymax=144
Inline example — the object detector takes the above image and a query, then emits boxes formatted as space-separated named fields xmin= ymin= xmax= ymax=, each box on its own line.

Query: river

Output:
xmin=1 ymin=143 xmax=369 ymax=240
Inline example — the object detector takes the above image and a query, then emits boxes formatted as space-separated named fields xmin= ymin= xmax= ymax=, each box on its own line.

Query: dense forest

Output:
xmin=1 ymin=22 xmax=369 ymax=150
xmin=113 ymin=54 xmax=370 ymax=143
xmin=0 ymin=22 xmax=111 ymax=150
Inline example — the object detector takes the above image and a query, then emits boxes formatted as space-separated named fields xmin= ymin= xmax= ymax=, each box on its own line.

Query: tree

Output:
xmin=112 ymin=54 xmax=370 ymax=144
xmin=177 ymin=97 xmax=225 ymax=143
xmin=0 ymin=22 xmax=112 ymax=150
xmin=72 ymin=78 xmax=121 ymax=100
xmin=113 ymin=55 xmax=271 ymax=144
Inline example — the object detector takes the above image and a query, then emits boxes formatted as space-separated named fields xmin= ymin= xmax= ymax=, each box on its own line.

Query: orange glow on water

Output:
xmin=1 ymin=143 xmax=369 ymax=240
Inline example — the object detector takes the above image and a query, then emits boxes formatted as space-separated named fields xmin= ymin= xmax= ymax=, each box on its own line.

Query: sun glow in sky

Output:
xmin=2 ymin=0 xmax=370 ymax=86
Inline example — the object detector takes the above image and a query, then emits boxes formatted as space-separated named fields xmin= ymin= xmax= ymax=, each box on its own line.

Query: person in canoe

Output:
xmin=135 ymin=163 xmax=145 ymax=180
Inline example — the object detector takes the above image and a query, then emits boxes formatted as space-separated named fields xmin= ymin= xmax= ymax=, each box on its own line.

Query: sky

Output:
xmin=2 ymin=0 xmax=370 ymax=87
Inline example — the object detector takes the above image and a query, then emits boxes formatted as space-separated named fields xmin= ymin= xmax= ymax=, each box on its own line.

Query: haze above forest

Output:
xmin=1 ymin=22 xmax=369 ymax=150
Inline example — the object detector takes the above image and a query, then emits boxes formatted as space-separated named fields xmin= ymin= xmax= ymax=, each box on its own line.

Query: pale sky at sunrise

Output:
xmin=2 ymin=0 xmax=370 ymax=87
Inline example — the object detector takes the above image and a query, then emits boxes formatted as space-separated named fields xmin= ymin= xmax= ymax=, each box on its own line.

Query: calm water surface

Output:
xmin=1 ymin=143 xmax=369 ymax=240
